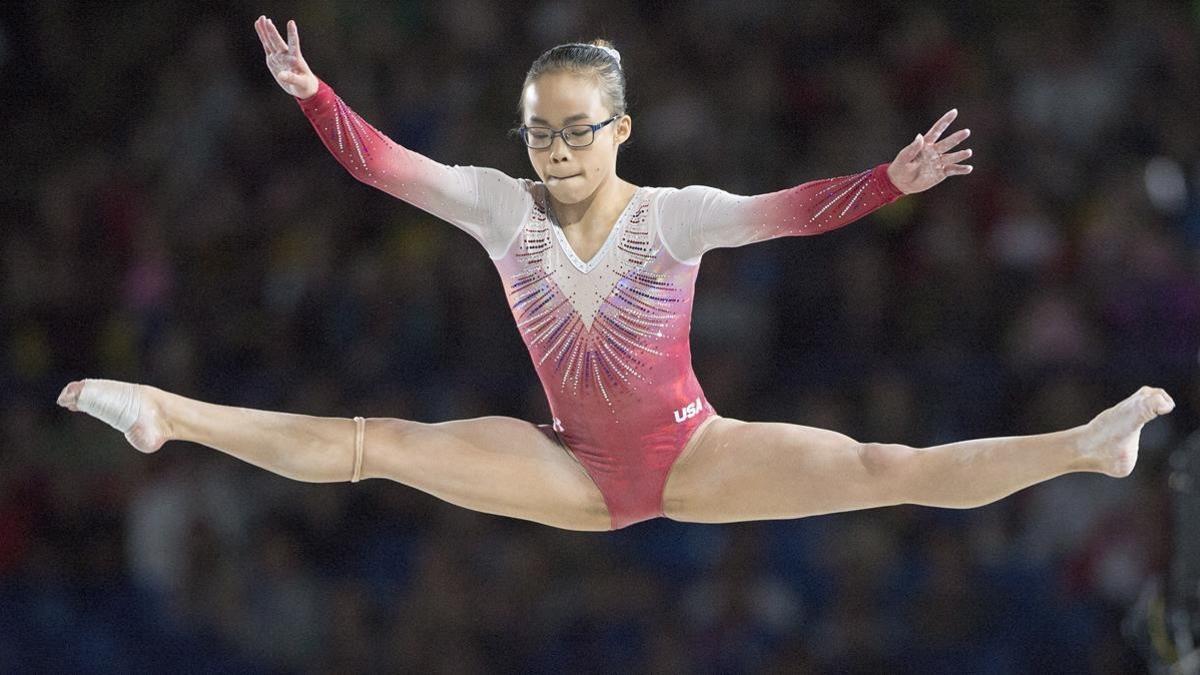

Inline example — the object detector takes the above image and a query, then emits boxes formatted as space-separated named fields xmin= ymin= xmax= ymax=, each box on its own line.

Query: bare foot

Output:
xmin=57 ymin=379 xmax=172 ymax=454
xmin=1077 ymin=386 xmax=1175 ymax=477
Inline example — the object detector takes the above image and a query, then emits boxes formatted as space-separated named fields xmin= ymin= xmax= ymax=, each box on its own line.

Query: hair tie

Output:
xmin=597 ymin=45 xmax=621 ymax=65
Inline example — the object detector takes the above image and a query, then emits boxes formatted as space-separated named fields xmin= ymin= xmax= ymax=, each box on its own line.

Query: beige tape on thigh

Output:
xmin=351 ymin=416 xmax=365 ymax=483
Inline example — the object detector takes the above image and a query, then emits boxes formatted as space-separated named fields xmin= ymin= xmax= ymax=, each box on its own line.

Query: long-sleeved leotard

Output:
xmin=297 ymin=79 xmax=904 ymax=529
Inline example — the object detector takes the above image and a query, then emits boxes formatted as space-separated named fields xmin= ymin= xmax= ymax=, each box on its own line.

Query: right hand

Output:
xmin=254 ymin=15 xmax=318 ymax=99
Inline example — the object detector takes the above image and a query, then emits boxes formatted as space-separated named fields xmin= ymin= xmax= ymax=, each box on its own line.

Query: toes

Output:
xmin=1128 ymin=386 xmax=1176 ymax=417
xmin=57 ymin=381 xmax=84 ymax=410
xmin=1136 ymin=386 xmax=1175 ymax=416
xmin=1153 ymin=391 xmax=1175 ymax=415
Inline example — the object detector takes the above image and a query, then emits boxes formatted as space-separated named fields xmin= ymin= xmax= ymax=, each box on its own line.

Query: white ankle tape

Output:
xmin=78 ymin=379 xmax=141 ymax=433
xmin=351 ymin=416 xmax=365 ymax=483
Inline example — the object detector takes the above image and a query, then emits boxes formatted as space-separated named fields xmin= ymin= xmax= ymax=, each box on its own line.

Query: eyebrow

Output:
xmin=529 ymin=113 xmax=591 ymax=125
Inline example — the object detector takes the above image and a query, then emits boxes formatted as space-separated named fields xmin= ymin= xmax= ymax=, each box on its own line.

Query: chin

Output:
xmin=547 ymin=182 xmax=587 ymax=203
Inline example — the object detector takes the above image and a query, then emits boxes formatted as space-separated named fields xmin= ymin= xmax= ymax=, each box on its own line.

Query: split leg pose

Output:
xmin=660 ymin=386 xmax=1175 ymax=523
xmin=54 ymin=17 xmax=1176 ymax=532
xmin=56 ymin=381 xmax=1173 ymax=530
xmin=57 ymin=381 xmax=612 ymax=531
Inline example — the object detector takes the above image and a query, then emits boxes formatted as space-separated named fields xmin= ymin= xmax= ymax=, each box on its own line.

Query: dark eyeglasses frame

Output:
xmin=516 ymin=115 xmax=621 ymax=149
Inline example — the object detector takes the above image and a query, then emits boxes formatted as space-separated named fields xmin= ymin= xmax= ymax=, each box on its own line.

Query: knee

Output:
xmin=857 ymin=441 xmax=918 ymax=479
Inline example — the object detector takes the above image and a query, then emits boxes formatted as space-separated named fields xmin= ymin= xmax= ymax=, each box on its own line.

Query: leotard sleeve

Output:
xmin=657 ymin=163 xmax=904 ymax=264
xmin=295 ymin=79 xmax=529 ymax=259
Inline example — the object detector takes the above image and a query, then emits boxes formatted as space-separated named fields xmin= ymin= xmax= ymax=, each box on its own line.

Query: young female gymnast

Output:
xmin=58 ymin=16 xmax=1175 ymax=531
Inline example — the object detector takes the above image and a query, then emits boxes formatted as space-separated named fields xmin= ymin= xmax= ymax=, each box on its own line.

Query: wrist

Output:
xmin=295 ymin=77 xmax=322 ymax=101
xmin=877 ymin=163 xmax=906 ymax=199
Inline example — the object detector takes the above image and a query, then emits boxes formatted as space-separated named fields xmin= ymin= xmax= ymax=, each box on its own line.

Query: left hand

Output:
xmin=887 ymin=109 xmax=973 ymax=194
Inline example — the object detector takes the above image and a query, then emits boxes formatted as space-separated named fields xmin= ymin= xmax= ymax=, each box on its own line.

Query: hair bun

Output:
xmin=589 ymin=39 xmax=621 ymax=66
xmin=599 ymin=45 xmax=621 ymax=65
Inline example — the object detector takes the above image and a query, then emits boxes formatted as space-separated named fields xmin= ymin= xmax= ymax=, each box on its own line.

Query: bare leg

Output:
xmin=662 ymin=386 xmax=1175 ymax=523
xmin=57 ymin=380 xmax=610 ymax=531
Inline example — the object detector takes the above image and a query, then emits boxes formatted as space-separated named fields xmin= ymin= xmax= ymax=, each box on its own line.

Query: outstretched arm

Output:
xmin=293 ymin=79 xmax=529 ymax=257
xmin=657 ymin=110 xmax=972 ymax=263
xmin=254 ymin=16 xmax=528 ymax=258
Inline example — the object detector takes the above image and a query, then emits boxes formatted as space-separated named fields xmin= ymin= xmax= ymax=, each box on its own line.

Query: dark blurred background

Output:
xmin=3 ymin=0 xmax=1200 ymax=672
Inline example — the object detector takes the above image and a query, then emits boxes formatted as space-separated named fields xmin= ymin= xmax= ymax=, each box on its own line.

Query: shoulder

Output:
xmin=636 ymin=184 xmax=698 ymax=204
xmin=653 ymin=184 xmax=727 ymax=197
xmin=452 ymin=165 xmax=537 ymax=195
xmin=651 ymin=184 xmax=732 ymax=211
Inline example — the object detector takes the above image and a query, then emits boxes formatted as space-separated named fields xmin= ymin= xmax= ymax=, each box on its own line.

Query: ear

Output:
xmin=615 ymin=114 xmax=632 ymax=146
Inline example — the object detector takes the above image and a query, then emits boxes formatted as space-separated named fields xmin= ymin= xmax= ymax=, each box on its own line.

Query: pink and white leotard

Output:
xmin=297 ymin=80 xmax=904 ymax=529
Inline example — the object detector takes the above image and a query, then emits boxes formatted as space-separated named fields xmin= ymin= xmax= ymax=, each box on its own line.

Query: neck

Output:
xmin=550 ymin=174 xmax=635 ymax=231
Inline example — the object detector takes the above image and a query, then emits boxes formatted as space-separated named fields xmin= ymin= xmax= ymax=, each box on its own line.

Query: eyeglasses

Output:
xmin=517 ymin=115 xmax=620 ymax=149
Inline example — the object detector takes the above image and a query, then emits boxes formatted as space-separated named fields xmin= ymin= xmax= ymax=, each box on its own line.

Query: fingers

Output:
xmin=923 ymin=108 xmax=957 ymax=144
xmin=287 ymin=19 xmax=301 ymax=55
xmin=940 ymin=149 xmax=972 ymax=165
xmin=255 ymin=16 xmax=286 ymax=54
xmin=932 ymin=128 xmax=969 ymax=153
xmin=943 ymin=163 xmax=973 ymax=176
xmin=262 ymin=16 xmax=289 ymax=52
xmin=255 ymin=16 xmax=272 ymax=55
xmin=894 ymin=133 xmax=924 ymax=165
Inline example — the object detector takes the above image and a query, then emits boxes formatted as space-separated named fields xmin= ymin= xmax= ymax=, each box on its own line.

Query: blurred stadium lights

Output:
xmin=1144 ymin=157 xmax=1187 ymax=215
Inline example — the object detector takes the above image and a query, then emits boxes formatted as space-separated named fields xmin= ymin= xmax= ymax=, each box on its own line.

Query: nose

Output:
xmin=549 ymin=135 xmax=572 ymax=160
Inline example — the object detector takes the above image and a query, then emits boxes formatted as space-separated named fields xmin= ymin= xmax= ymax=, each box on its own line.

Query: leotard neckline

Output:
xmin=545 ymin=186 xmax=645 ymax=274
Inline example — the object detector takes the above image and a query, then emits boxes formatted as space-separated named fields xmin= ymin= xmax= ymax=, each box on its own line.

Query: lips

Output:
xmin=550 ymin=173 xmax=580 ymax=180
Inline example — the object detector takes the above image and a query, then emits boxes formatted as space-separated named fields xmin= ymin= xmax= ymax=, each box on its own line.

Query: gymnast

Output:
xmin=58 ymin=16 xmax=1175 ymax=531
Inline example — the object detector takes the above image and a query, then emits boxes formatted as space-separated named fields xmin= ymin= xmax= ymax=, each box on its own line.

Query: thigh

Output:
xmin=361 ymin=416 xmax=610 ymax=531
xmin=661 ymin=416 xmax=905 ymax=523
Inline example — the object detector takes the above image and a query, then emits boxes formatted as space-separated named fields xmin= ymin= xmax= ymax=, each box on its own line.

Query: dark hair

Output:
xmin=516 ymin=38 xmax=626 ymax=121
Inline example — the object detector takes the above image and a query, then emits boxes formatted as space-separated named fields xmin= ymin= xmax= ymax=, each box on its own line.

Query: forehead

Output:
xmin=523 ymin=72 xmax=605 ymax=123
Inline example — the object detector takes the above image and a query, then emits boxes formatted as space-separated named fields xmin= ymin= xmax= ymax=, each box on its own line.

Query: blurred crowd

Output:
xmin=3 ymin=0 xmax=1200 ymax=672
